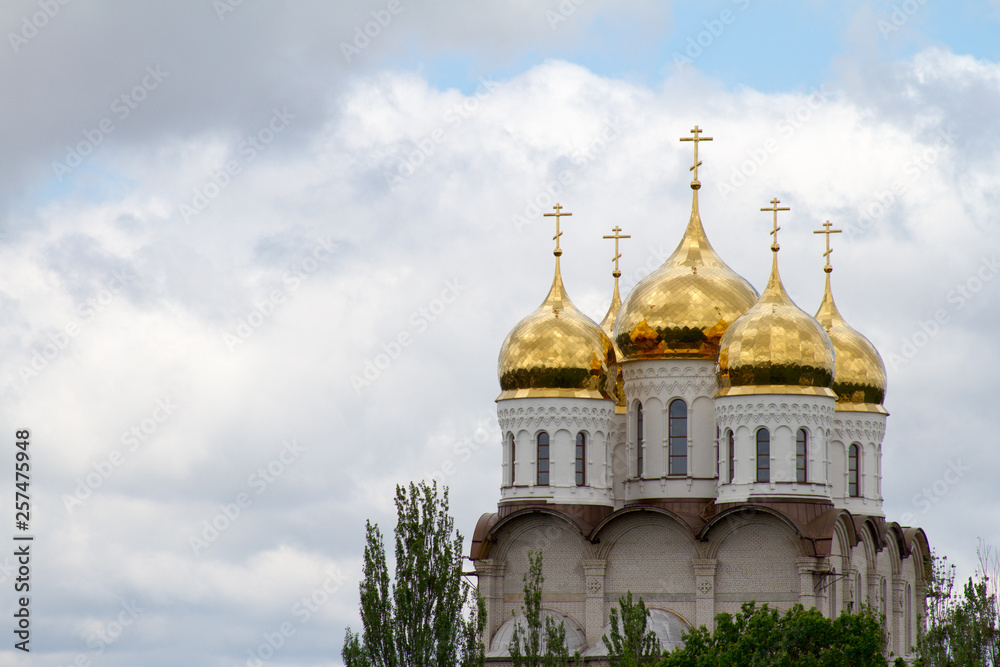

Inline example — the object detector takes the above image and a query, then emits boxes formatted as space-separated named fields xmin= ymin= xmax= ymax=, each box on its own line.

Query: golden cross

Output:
xmin=603 ymin=226 xmax=631 ymax=278
xmin=679 ymin=125 xmax=713 ymax=188
xmin=543 ymin=203 xmax=573 ymax=255
xmin=760 ymin=197 xmax=790 ymax=250
xmin=813 ymin=220 xmax=842 ymax=273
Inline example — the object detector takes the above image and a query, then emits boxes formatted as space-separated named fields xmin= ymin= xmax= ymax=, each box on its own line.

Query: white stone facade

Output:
xmin=475 ymin=360 xmax=926 ymax=662
xmin=621 ymin=360 xmax=719 ymax=502
xmin=830 ymin=409 xmax=887 ymax=516
xmin=497 ymin=396 xmax=617 ymax=507
xmin=714 ymin=392 xmax=835 ymax=503
xmin=473 ymin=508 xmax=927 ymax=661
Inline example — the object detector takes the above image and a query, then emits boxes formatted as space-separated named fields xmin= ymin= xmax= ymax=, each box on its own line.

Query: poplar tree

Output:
xmin=509 ymin=550 xmax=574 ymax=667
xmin=342 ymin=481 xmax=485 ymax=667
xmin=604 ymin=592 xmax=660 ymax=666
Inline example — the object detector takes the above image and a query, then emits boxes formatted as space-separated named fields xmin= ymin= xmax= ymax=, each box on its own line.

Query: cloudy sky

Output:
xmin=1 ymin=0 xmax=998 ymax=665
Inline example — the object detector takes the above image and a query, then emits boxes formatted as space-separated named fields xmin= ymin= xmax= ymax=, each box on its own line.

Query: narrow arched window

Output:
xmin=636 ymin=403 xmax=644 ymax=477
xmin=537 ymin=432 xmax=549 ymax=486
xmin=796 ymin=428 xmax=808 ymax=483
xmin=880 ymin=578 xmax=887 ymax=618
xmin=849 ymin=443 xmax=860 ymax=497
xmin=756 ymin=429 xmax=770 ymax=483
xmin=669 ymin=399 xmax=687 ymax=475
xmin=727 ymin=430 xmax=735 ymax=483
xmin=905 ymin=583 xmax=913 ymax=648
xmin=508 ymin=432 xmax=516 ymax=485
xmin=575 ymin=432 xmax=586 ymax=486
xmin=829 ymin=568 xmax=838 ymax=617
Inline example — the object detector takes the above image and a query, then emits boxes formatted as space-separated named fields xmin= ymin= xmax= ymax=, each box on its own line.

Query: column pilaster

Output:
xmin=582 ymin=559 xmax=607 ymax=645
xmin=693 ymin=559 xmax=718 ymax=630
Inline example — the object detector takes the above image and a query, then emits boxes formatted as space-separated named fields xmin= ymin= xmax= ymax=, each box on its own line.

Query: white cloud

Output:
xmin=1 ymin=3 xmax=998 ymax=663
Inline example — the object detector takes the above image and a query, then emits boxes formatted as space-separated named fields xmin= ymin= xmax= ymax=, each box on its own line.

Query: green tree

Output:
xmin=917 ymin=545 xmax=999 ymax=666
xmin=509 ymin=550 xmax=574 ymax=667
xmin=661 ymin=602 xmax=888 ymax=667
xmin=604 ymin=591 xmax=660 ymax=666
xmin=342 ymin=481 xmax=485 ymax=667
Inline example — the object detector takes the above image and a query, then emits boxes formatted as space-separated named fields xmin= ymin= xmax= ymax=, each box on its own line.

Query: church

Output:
xmin=469 ymin=127 xmax=929 ymax=660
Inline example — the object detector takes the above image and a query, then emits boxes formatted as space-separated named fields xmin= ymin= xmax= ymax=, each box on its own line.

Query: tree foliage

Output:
xmin=917 ymin=544 xmax=999 ymax=667
xmin=342 ymin=482 xmax=485 ymax=667
xmin=604 ymin=591 xmax=660 ymax=667
xmin=509 ymin=550 xmax=574 ymax=667
xmin=661 ymin=602 xmax=888 ymax=667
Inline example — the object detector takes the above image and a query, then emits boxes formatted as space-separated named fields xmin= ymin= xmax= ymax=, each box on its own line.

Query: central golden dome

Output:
xmin=718 ymin=246 xmax=836 ymax=397
xmin=815 ymin=272 xmax=887 ymax=413
xmin=497 ymin=255 xmax=617 ymax=401
xmin=614 ymin=193 xmax=758 ymax=361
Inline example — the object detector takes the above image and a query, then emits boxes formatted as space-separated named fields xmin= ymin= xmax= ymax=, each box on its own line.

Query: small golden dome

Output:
xmin=614 ymin=193 xmax=758 ymax=361
xmin=497 ymin=255 xmax=617 ymax=401
xmin=718 ymin=248 xmax=836 ymax=397
xmin=815 ymin=273 xmax=887 ymax=413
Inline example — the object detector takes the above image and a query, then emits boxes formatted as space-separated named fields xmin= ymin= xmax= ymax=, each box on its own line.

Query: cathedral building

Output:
xmin=470 ymin=127 xmax=929 ymax=660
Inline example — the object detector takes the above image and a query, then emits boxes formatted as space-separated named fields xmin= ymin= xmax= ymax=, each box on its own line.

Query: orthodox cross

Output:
xmin=760 ymin=197 xmax=790 ymax=251
xmin=602 ymin=226 xmax=630 ymax=278
xmin=813 ymin=220 xmax=842 ymax=273
xmin=679 ymin=125 xmax=713 ymax=189
xmin=544 ymin=203 xmax=573 ymax=255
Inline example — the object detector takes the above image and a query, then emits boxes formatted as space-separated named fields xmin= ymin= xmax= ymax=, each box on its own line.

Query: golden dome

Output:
xmin=717 ymin=245 xmax=836 ymax=398
xmin=497 ymin=254 xmax=617 ymax=401
xmin=815 ymin=272 xmax=887 ymax=413
xmin=614 ymin=191 xmax=758 ymax=361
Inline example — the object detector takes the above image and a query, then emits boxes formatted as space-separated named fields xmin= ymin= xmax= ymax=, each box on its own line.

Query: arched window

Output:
xmin=508 ymin=432 xmax=516 ymax=485
xmin=537 ymin=432 xmax=549 ymax=486
xmin=636 ymin=403 xmax=644 ymax=477
xmin=727 ymin=430 xmax=735 ymax=483
xmin=796 ymin=428 xmax=808 ymax=483
xmin=756 ymin=429 xmax=770 ymax=483
xmin=829 ymin=568 xmax=838 ymax=617
xmin=849 ymin=443 xmax=860 ymax=497
xmin=905 ymin=583 xmax=913 ymax=648
xmin=669 ymin=399 xmax=687 ymax=475
xmin=575 ymin=432 xmax=586 ymax=486
xmin=825 ymin=431 xmax=830 ymax=483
